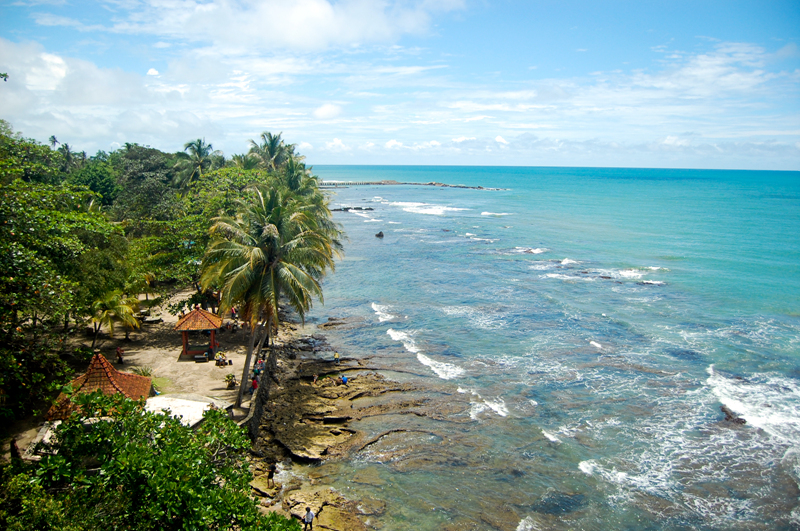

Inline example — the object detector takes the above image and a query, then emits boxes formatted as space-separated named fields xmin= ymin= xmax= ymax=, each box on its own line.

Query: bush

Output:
xmin=0 ymin=392 xmax=300 ymax=530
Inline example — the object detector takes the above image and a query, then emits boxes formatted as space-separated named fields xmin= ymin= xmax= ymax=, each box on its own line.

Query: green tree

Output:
xmin=0 ymin=392 xmax=300 ymax=530
xmin=90 ymin=290 xmax=140 ymax=347
xmin=0 ymin=121 xmax=64 ymax=185
xmin=248 ymin=132 xmax=291 ymax=172
xmin=174 ymin=138 xmax=220 ymax=190
xmin=231 ymin=153 xmax=260 ymax=170
xmin=201 ymin=184 xmax=342 ymax=406
xmin=67 ymin=160 xmax=120 ymax=205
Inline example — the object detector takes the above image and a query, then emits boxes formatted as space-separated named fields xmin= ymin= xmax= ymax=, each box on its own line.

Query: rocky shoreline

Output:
xmin=247 ymin=322 xmax=441 ymax=529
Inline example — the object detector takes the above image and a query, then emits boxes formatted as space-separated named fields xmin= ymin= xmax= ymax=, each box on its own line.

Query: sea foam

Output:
xmin=417 ymin=353 xmax=465 ymax=380
xmin=372 ymin=303 xmax=397 ymax=322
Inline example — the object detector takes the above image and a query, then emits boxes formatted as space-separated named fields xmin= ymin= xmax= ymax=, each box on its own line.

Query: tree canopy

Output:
xmin=0 ymin=392 xmax=299 ymax=530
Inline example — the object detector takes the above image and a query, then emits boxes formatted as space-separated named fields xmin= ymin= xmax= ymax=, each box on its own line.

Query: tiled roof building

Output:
xmin=46 ymin=353 xmax=153 ymax=420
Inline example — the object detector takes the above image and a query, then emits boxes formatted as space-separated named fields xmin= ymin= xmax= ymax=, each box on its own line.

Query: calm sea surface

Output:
xmin=300 ymin=166 xmax=800 ymax=530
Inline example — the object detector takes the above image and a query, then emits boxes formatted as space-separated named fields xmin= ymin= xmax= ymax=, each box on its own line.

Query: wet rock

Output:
xmin=352 ymin=466 xmax=386 ymax=486
xmin=531 ymin=492 xmax=585 ymax=515
xmin=721 ymin=405 xmax=746 ymax=424
xmin=375 ymin=231 xmax=384 ymax=238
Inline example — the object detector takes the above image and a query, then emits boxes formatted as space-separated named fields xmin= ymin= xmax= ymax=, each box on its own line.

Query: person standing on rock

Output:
xmin=303 ymin=507 xmax=314 ymax=530
xmin=334 ymin=351 xmax=340 ymax=364
xmin=266 ymin=463 xmax=276 ymax=488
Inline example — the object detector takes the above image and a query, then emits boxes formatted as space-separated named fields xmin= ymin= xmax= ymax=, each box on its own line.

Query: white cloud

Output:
xmin=452 ymin=136 xmax=475 ymax=143
xmin=324 ymin=138 xmax=349 ymax=151
xmin=495 ymin=135 xmax=508 ymax=144
xmin=313 ymin=103 xmax=342 ymax=119
xmin=298 ymin=141 xmax=313 ymax=150
xmin=146 ymin=68 xmax=159 ymax=76
xmin=94 ymin=0 xmax=467 ymax=52
xmin=385 ymin=139 xmax=403 ymax=148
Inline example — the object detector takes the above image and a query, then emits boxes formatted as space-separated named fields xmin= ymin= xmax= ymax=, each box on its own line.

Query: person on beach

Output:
xmin=115 ymin=346 xmax=124 ymax=364
xmin=334 ymin=351 xmax=340 ymax=364
xmin=312 ymin=374 xmax=318 ymax=385
xmin=250 ymin=377 xmax=258 ymax=395
xmin=341 ymin=375 xmax=348 ymax=386
xmin=303 ymin=507 xmax=314 ymax=530
xmin=266 ymin=462 xmax=276 ymax=488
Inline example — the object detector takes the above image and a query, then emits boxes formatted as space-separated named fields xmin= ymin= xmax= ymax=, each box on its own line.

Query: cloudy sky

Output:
xmin=1 ymin=0 xmax=799 ymax=169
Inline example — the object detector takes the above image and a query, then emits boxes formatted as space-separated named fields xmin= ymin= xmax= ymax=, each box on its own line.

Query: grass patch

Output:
xmin=151 ymin=377 xmax=171 ymax=393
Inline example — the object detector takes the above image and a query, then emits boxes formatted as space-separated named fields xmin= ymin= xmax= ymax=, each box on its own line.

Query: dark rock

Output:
xmin=531 ymin=492 xmax=585 ymax=515
xmin=721 ymin=405 xmax=746 ymax=424
xmin=375 ymin=231 xmax=384 ymax=238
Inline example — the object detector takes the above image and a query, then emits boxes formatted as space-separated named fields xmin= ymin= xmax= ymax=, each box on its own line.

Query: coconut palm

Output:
xmin=174 ymin=138 xmax=220 ymax=189
xmin=230 ymin=153 xmax=259 ymax=170
xmin=200 ymin=183 xmax=342 ymax=405
xmin=48 ymin=135 xmax=59 ymax=148
xmin=248 ymin=132 xmax=293 ymax=172
xmin=90 ymin=290 xmax=140 ymax=348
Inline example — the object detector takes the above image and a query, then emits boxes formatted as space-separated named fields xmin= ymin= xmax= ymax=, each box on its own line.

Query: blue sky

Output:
xmin=1 ymin=0 xmax=799 ymax=169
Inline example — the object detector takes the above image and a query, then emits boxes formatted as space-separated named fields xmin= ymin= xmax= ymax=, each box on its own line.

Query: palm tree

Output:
xmin=58 ymin=143 xmax=76 ymax=173
xmin=248 ymin=132 xmax=292 ymax=172
xmin=90 ymin=290 xmax=140 ymax=348
xmin=49 ymin=135 xmax=59 ymax=148
xmin=174 ymin=138 xmax=219 ymax=189
xmin=200 ymin=183 xmax=342 ymax=406
xmin=230 ymin=153 xmax=259 ymax=170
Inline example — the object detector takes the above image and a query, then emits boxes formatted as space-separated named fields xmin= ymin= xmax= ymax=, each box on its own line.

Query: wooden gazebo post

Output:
xmin=174 ymin=307 xmax=223 ymax=358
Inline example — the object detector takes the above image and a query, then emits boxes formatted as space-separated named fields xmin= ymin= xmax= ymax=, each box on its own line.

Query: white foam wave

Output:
xmin=542 ymin=430 xmax=561 ymax=443
xmin=372 ymin=303 xmax=397 ymax=322
xmin=391 ymin=201 xmax=468 ymax=216
xmin=516 ymin=516 xmax=543 ymax=531
xmin=529 ymin=262 xmax=556 ymax=271
xmin=417 ymin=353 xmax=464 ymax=380
xmin=619 ymin=269 xmax=644 ymax=279
xmin=468 ymin=396 xmax=508 ymax=419
xmin=465 ymin=233 xmax=475 ymax=236
xmin=640 ymin=280 xmax=665 ymax=285
xmin=514 ymin=247 xmax=548 ymax=254
xmin=590 ymin=341 xmax=603 ymax=349
xmin=348 ymin=210 xmax=372 ymax=218
xmin=481 ymin=211 xmax=511 ymax=216
xmin=441 ymin=305 xmax=506 ymax=330
xmin=386 ymin=329 xmax=420 ymax=353
xmin=561 ymin=258 xmax=579 ymax=265
xmin=387 ymin=221 xmax=402 ymax=224
xmin=363 ymin=219 xmax=383 ymax=223
xmin=707 ymin=365 xmax=800 ymax=443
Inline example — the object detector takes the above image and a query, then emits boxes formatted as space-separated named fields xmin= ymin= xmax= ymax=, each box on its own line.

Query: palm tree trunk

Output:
xmin=91 ymin=323 xmax=101 ymax=349
xmin=236 ymin=322 xmax=262 ymax=407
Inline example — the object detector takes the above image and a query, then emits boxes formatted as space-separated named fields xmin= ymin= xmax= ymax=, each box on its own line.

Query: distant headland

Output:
xmin=319 ymin=179 xmax=507 ymax=190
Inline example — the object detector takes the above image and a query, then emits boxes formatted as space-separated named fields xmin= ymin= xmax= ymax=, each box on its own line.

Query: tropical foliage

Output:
xmin=0 ymin=392 xmax=300 ymax=530
xmin=200 ymin=180 xmax=342 ymax=404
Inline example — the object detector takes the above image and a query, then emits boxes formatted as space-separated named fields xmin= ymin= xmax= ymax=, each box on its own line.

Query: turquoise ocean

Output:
xmin=303 ymin=166 xmax=800 ymax=530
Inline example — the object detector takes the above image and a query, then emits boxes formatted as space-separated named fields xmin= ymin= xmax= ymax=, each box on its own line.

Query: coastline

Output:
xmin=249 ymin=319 xmax=428 ymax=530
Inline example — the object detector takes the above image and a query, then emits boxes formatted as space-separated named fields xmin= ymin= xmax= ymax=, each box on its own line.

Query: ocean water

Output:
xmin=304 ymin=166 xmax=800 ymax=530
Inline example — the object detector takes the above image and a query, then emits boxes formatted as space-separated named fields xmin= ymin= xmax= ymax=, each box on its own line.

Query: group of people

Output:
xmin=214 ymin=351 xmax=229 ymax=367
xmin=249 ymin=358 xmax=265 ymax=395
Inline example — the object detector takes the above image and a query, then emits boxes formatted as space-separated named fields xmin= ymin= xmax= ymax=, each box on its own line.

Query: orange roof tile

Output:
xmin=46 ymin=354 xmax=153 ymax=420
xmin=174 ymin=307 xmax=223 ymax=331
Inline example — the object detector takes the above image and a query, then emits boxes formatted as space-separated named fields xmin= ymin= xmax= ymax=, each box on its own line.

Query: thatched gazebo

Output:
xmin=174 ymin=307 xmax=223 ymax=358
xmin=47 ymin=354 xmax=154 ymax=420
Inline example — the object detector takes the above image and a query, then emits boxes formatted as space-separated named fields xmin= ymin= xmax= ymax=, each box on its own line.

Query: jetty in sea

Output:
xmin=319 ymin=179 xmax=506 ymax=190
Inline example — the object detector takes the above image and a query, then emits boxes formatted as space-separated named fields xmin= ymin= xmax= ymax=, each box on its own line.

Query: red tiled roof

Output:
xmin=46 ymin=354 xmax=153 ymax=420
xmin=174 ymin=308 xmax=223 ymax=331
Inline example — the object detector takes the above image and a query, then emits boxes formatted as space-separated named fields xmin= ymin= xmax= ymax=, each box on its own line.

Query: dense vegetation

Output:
xmin=0 ymin=392 xmax=300 ymax=530
xmin=0 ymin=119 xmax=341 ymax=529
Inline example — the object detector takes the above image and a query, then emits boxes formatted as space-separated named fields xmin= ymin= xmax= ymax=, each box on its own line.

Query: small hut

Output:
xmin=47 ymin=353 xmax=154 ymax=420
xmin=174 ymin=307 xmax=223 ymax=358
